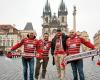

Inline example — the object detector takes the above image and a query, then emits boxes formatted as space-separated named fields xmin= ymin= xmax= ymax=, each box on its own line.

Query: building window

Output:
xmin=0 ymin=36 xmax=2 ymax=46
xmin=45 ymin=17 xmax=48 ymax=23
xmin=3 ymin=40 xmax=5 ymax=46
xmin=0 ymin=41 xmax=1 ymax=46
xmin=11 ymin=40 xmax=13 ymax=46
xmin=52 ymin=29 xmax=56 ymax=34
xmin=9 ymin=28 xmax=13 ymax=33
xmin=7 ymin=40 xmax=10 ymax=46
xmin=62 ymin=17 xmax=64 ymax=22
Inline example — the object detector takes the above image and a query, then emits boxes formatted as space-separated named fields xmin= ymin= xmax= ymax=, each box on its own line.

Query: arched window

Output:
xmin=45 ymin=17 xmax=48 ymax=23
xmin=62 ymin=17 xmax=64 ymax=22
xmin=52 ymin=29 xmax=56 ymax=34
xmin=11 ymin=40 xmax=13 ymax=46
xmin=3 ymin=40 xmax=5 ymax=46
xmin=7 ymin=39 xmax=10 ymax=47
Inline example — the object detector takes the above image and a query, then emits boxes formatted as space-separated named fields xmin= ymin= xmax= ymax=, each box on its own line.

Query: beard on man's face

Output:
xmin=44 ymin=36 xmax=49 ymax=41
xmin=29 ymin=35 xmax=34 ymax=38
xmin=44 ymin=38 xmax=48 ymax=41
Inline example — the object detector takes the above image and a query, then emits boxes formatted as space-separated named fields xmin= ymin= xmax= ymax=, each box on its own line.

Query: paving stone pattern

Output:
xmin=0 ymin=55 xmax=100 ymax=80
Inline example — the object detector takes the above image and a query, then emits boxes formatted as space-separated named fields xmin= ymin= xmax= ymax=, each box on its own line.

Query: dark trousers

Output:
xmin=35 ymin=57 xmax=49 ymax=79
xmin=71 ymin=59 xmax=85 ymax=80
xmin=22 ymin=57 xmax=34 ymax=80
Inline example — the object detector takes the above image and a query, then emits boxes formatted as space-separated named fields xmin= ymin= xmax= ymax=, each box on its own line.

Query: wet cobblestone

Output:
xmin=0 ymin=56 xmax=100 ymax=80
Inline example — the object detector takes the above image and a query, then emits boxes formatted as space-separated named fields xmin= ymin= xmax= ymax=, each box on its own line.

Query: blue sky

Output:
xmin=0 ymin=0 xmax=100 ymax=42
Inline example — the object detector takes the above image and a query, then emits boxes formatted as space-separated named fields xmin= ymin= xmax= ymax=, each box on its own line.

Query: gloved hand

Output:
xmin=36 ymin=53 xmax=43 ymax=59
xmin=36 ymin=53 xmax=43 ymax=63
xmin=6 ymin=50 xmax=15 ymax=58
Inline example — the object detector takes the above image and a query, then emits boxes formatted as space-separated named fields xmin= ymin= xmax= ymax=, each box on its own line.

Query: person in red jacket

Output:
xmin=35 ymin=33 xmax=51 ymax=80
xmin=10 ymin=32 xmax=39 ymax=80
xmin=66 ymin=30 xmax=96 ymax=80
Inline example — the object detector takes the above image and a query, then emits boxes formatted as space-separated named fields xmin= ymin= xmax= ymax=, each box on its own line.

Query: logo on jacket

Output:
xmin=70 ymin=44 xmax=76 ymax=48
xmin=27 ymin=44 xmax=34 ymax=48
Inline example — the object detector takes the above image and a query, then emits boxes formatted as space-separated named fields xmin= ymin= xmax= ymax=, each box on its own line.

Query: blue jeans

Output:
xmin=22 ymin=57 xmax=34 ymax=80
xmin=71 ymin=59 xmax=85 ymax=80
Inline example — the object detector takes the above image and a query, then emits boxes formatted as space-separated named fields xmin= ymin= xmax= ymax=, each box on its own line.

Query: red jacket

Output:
xmin=38 ymin=39 xmax=51 ymax=57
xmin=66 ymin=34 xmax=95 ymax=55
xmin=11 ymin=38 xmax=39 ymax=58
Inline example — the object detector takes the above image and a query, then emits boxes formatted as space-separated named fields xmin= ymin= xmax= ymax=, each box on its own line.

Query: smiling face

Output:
xmin=28 ymin=32 xmax=35 ymax=38
xmin=69 ymin=30 xmax=75 ymax=37
xmin=43 ymin=33 xmax=49 ymax=41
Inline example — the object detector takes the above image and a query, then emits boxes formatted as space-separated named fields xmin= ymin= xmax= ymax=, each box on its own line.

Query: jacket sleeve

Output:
xmin=11 ymin=39 xmax=24 ymax=50
xmin=63 ymin=34 xmax=69 ymax=51
xmin=65 ymin=37 xmax=69 ymax=56
xmin=36 ymin=40 xmax=43 ymax=54
xmin=51 ymin=38 xmax=55 ymax=56
xmin=48 ymin=41 xmax=51 ymax=49
xmin=80 ymin=37 xmax=95 ymax=49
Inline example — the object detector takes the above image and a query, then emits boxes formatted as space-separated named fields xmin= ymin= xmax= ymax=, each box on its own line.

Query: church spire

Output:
xmin=43 ymin=0 xmax=51 ymax=17
xmin=58 ymin=0 xmax=68 ymax=16
xmin=60 ymin=0 xmax=65 ymax=11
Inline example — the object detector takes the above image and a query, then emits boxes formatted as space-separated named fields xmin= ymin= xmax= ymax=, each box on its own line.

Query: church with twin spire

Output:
xmin=42 ymin=0 xmax=68 ymax=38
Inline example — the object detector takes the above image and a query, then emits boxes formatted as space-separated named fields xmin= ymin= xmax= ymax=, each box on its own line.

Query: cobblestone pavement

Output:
xmin=0 ymin=55 xmax=100 ymax=80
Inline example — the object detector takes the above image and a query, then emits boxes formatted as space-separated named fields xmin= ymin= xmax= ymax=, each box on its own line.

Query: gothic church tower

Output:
xmin=42 ymin=0 xmax=68 ymax=39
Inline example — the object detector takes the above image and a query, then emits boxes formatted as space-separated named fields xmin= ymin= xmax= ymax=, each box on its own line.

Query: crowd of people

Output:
xmin=8 ymin=28 xmax=96 ymax=80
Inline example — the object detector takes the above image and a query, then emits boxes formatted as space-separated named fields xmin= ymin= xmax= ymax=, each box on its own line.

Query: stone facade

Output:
xmin=42 ymin=0 xmax=68 ymax=40
xmin=93 ymin=30 xmax=100 ymax=50
xmin=0 ymin=25 xmax=21 ymax=52
xmin=0 ymin=22 xmax=35 ymax=52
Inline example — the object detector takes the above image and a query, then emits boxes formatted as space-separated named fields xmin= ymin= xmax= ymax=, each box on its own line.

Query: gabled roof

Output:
xmin=0 ymin=24 xmax=18 ymax=34
xmin=24 ymin=22 xmax=33 ymax=30
xmin=0 ymin=25 xmax=17 ymax=30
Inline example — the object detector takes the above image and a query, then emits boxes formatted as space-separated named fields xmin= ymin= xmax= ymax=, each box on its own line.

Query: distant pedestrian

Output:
xmin=92 ymin=56 xmax=94 ymax=61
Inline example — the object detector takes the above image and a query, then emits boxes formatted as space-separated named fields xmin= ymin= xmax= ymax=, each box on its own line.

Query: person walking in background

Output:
xmin=10 ymin=32 xmax=39 ymax=80
xmin=35 ymin=33 xmax=51 ymax=80
xmin=91 ymin=56 xmax=94 ymax=61
xmin=51 ymin=28 xmax=68 ymax=80
xmin=66 ymin=30 xmax=96 ymax=80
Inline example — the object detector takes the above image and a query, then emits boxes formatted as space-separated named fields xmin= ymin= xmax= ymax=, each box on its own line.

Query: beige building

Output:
xmin=0 ymin=24 xmax=21 ymax=52
xmin=0 ymin=23 xmax=36 ymax=53
xmin=93 ymin=30 xmax=100 ymax=50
